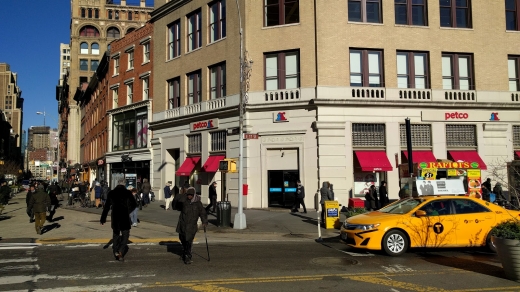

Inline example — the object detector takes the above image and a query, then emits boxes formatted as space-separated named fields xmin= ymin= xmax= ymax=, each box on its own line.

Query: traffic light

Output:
xmin=219 ymin=159 xmax=237 ymax=173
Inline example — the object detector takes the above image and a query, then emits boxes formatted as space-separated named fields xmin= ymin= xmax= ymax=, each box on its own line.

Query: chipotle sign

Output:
xmin=190 ymin=118 xmax=219 ymax=132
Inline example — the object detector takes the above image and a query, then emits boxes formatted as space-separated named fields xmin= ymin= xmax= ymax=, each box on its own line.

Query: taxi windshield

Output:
xmin=378 ymin=198 xmax=426 ymax=214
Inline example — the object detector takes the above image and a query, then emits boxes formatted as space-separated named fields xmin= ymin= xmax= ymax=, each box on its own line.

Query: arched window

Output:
xmin=79 ymin=25 xmax=100 ymax=37
xmin=95 ymin=9 xmax=99 ymax=19
xmin=81 ymin=8 xmax=86 ymax=18
xmin=88 ymin=8 xmax=92 ymax=18
xmin=127 ymin=27 xmax=136 ymax=34
xmin=80 ymin=42 xmax=89 ymax=54
xmin=128 ymin=11 xmax=133 ymax=20
xmin=91 ymin=43 xmax=99 ymax=55
xmin=107 ymin=27 xmax=120 ymax=39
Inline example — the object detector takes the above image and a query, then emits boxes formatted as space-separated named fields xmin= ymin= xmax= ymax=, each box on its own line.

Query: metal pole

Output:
xmin=234 ymin=0 xmax=246 ymax=229
xmin=405 ymin=118 xmax=413 ymax=176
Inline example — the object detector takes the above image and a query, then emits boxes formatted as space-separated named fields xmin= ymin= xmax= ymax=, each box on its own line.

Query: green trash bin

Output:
xmin=216 ymin=201 xmax=231 ymax=227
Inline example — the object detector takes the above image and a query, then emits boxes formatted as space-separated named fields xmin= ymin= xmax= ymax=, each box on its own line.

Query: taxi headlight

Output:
xmin=344 ymin=223 xmax=381 ymax=230
xmin=359 ymin=224 xmax=380 ymax=231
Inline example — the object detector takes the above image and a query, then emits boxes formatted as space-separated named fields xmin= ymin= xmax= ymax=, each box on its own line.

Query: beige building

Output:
xmin=59 ymin=43 xmax=71 ymax=86
xmin=0 ymin=63 xmax=23 ymax=162
xmin=149 ymin=0 xmax=520 ymax=209
xmin=66 ymin=0 xmax=153 ymax=167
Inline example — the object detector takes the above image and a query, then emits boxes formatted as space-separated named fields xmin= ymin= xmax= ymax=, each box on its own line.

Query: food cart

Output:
xmin=399 ymin=160 xmax=483 ymax=198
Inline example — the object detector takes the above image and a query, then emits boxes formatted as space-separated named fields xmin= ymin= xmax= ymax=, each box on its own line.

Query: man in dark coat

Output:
xmin=482 ymin=178 xmax=492 ymax=193
xmin=28 ymin=185 xmax=51 ymax=235
xmin=100 ymin=179 xmax=137 ymax=261
xmin=141 ymin=178 xmax=151 ymax=203
xmin=174 ymin=187 xmax=208 ymax=264
xmin=47 ymin=182 xmax=60 ymax=222
xmin=205 ymin=181 xmax=218 ymax=213
xmin=379 ymin=181 xmax=389 ymax=207
xmin=291 ymin=180 xmax=306 ymax=213
xmin=26 ymin=185 xmax=36 ymax=223
xmin=0 ymin=181 xmax=11 ymax=207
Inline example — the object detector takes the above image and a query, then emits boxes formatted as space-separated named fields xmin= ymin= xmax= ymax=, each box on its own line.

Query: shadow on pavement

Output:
xmin=51 ymin=216 xmax=65 ymax=222
xmin=290 ymin=212 xmax=325 ymax=229
xmin=420 ymin=252 xmax=505 ymax=279
xmin=160 ymin=241 xmax=184 ymax=259
xmin=42 ymin=223 xmax=61 ymax=234
xmin=2 ymin=207 xmax=25 ymax=214
xmin=103 ymin=239 xmax=114 ymax=249
xmin=0 ymin=216 xmax=13 ymax=221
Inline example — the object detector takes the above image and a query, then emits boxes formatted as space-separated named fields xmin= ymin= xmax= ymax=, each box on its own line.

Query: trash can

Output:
xmin=216 ymin=201 xmax=231 ymax=227
xmin=324 ymin=200 xmax=340 ymax=229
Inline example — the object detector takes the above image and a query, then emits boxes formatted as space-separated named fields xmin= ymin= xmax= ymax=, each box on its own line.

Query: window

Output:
xmin=112 ymin=108 xmax=148 ymax=151
xmin=114 ymin=57 xmax=120 ymax=75
xmin=187 ymin=71 xmax=202 ymax=104
xmin=80 ymin=59 xmax=88 ymax=71
xmin=209 ymin=0 xmax=226 ymax=42
xmin=95 ymin=9 xmax=99 ymax=19
xmin=128 ymin=11 xmax=133 ymax=20
xmin=350 ymin=49 xmax=384 ymax=87
xmin=127 ymin=83 xmax=133 ymax=104
xmin=115 ymin=10 xmax=120 ymax=20
xmin=91 ymin=60 xmax=99 ymax=71
xmin=453 ymin=199 xmax=490 ymax=214
xmin=419 ymin=200 xmax=451 ymax=215
xmin=188 ymin=10 xmax=202 ymax=51
xmin=514 ymin=125 xmax=520 ymax=148
xmin=397 ymin=51 xmax=429 ymax=89
xmin=128 ymin=51 xmax=134 ymax=69
xmin=399 ymin=124 xmax=432 ymax=147
xmin=143 ymin=42 xmax=150 ymax=63
xmin=112 ymin=87 xmax=119 ymax=109
xmin=509 ymin=55 xmax=520 ymax=91
xmin=348 ymin=0 xmax=382 ymax=23
xmin=395 ymin=0 xmax=427 ymax=26
xmin=439 ymin=0 xmax=472 ymax=28
xmin=352 ymin=123 xmax=386 ymax=147
xmin=265 ymin=50 xmax=299 ymax=90
xmin=264 ymin=0 xmax=299 ymax=26
xmin=108 ymin=10 xmax=113 ymax=19
xmin=81 ymin=8 xmax=86 ymax=18
xmin=506 ymin=0 xmax=520 ymax=30
xmin=88 ymin=8 xmax=92 ymax=18
xmin=79 ymin=25 xmax=100 ymax=37
xmin=211 ymin=131 xmax=227 ymax=152
xmin=107 ymin=27 xmax=120 ymax=38
xmin=188 ymin=134 xmax=202 ymax=153
xmin=142 ymin=77 xmax=149 ymax=100
xmin=168 ymin=78 xmax=180 ymax=109
xmin=80 ymin=42 xmax=89 ymax=54
xmin=91 ymin=43 xmax=99 ymax=55
xmin=442 ymin=53 xmax=474 ymax=90
xmin=210 ymin=63 xmax=226 ymax=99
xmin=168 ymin=21 xmax=181 ymax=59
xmin=446 ymin=124 xmax=476 ymax=147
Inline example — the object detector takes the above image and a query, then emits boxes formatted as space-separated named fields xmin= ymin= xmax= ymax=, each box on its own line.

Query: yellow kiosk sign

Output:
xmin=324 ymin=201 xmax=340 ymax=229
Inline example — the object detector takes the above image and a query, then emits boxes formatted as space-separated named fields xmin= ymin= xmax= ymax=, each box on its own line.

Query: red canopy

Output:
xmin=402 ymin=150 xmax=437 ymax=163
xmin=201 ymin=155 xmax=226 ymax=172
xmin=355 ymin=151 xmax=393 ymax=171
xmin=448 ymin=150 xmax=487 ymax=170
xmin=175 ymin=156 xmax=201 ymax=176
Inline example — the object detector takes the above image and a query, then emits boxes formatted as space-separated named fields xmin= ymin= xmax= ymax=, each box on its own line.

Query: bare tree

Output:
xmin=0 ymin=160 xmax=21 ymax=180
xmin=487 ymin=159 xmax=520 ymax=208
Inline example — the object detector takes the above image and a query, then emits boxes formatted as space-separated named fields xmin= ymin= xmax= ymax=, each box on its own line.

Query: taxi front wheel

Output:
xmin=382 ymin=230 xmax=409 ymax=256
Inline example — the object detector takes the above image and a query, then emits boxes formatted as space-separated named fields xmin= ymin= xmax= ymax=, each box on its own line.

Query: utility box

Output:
xmin=324 ymin=200 xmax=340 ymax=229
xmin=348 ymin=198 xmax=364 ymax=209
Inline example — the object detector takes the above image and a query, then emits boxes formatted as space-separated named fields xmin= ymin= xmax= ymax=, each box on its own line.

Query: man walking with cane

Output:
xmin=174 ymin=187 xmax=207 ymax=264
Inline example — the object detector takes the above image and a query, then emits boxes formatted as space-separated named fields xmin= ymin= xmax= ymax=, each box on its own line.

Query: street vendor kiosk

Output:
xmin=399 ymin=160 xmax=483 ymax=198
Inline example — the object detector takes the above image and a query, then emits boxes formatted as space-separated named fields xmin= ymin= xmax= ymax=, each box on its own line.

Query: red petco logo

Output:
xmin=445 ymin=112 xmax=468 ymax=120
xmin=190 ymin=119 xmax=219 ymax=132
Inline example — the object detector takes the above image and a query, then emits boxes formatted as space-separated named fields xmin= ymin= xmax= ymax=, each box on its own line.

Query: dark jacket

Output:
xmin=28 ymin=189 xmax=51 ymax=213
xmin=79 ymin=182 xmax=87 ymax=194
xmin=319 ymin=182 xmax=333 ymax=204
xmin=175 ymin=188 xmax=208 ymax=242
xmin=164 ymin=186 xmax=172 ymax=199
xmin=26 ymin=190 xmax=34 ymax=206
xmin=49 ymin=192 xmax=59 ymax=207
xmin=379 ymin=184 xmax=388 ymax=204
xmin=0 ymin=185 xmax=10 ymax=204
xmin=100 ymin=185 xmax=137 ymax=231
xmin=209 ymin=185 xmax=217 ymax=198
xmin=141 ymin=179 xmax=151 ymax=194
xmin=493 ymin=183 xmax=506 ymax=200
xmin=296 ymin=185 xmax=305 ymax=199
xmin=482 ymin=180 xmax=492 ymax=193
xmin=94 ymin=186 xmax=102 ymax=199
xmin=101 ymin=185 xmax=110 ymax=200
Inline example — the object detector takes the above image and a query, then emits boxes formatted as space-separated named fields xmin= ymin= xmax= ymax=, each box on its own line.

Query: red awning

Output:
xmin=175 ymin=156 xmax=201 ymax=176
xmin=515 ymin=151 xmax=520 ymax=159
xmin=402 ymin=151 xmax=437 ymax=163
xmin=448 ymin=150 xmax=487 ymax=170
xmin=202 ymin=155 xmax=226 ymax=172
xmin=355 ymin=151 xmax=393 ymax=172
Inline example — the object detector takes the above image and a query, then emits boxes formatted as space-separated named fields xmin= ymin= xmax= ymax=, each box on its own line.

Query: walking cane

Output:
xmin=204 ymin=225 xmax=210 ymax=261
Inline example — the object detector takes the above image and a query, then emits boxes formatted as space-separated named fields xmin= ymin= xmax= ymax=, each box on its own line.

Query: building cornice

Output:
xmin=309 ymin=99 xmax=520 ymax=110
xmin=107 ymin=99 xmax=151 ymax=115
xmin=150 ymin=0 xmax=192 ymax=22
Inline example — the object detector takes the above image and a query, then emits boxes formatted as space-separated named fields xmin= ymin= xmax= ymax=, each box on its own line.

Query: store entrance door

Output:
xmin=268 ymin=170 xmax=299 ymax=208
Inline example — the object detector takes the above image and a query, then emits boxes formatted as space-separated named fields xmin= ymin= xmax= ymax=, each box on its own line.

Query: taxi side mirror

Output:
xmin=415 ymin=210 xmax=427 ymax=217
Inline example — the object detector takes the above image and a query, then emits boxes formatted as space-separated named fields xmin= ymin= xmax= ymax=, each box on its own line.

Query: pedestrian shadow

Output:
xmin=420 ymin=252 xmax=505 ymax=279
xmin=290 ymin=212 xmax=321 ymax=227
xmin=103 ymin=239 xmax=114 ymax=249
xmin=42 ymin=223 xmax=61 ymax=234
xmin=159 ymin=240 xmax=184 ymax=259
xmin=51 ymin=216 xmax=65 ymax=222
xmin=1 ymin=207 xmax=25 ymax=214
xmin=0 ymin=215 xmax=12 ymax=221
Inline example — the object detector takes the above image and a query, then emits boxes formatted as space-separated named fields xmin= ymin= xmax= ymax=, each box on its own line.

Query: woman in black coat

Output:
xmin=378 ymin=181 xmax=389 ymax=208
xmin=174 ymin=187 xmax=208 ymax=264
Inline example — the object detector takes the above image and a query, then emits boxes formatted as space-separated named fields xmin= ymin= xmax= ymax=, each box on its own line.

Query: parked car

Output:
xmin=21 ymin=180 xmax=30 ymax=191
xmin=340 ymin=196 xmax=520 ymax=256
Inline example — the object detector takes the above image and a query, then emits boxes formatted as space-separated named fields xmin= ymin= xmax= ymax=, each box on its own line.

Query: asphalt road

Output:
xmin=1 ymin=239 xmax=519 ymax=291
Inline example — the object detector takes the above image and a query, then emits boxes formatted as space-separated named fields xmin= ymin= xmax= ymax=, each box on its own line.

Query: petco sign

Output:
xmin=422 ymin=110 xmax=519 ymax=122
xmin=445 ymin=112 xmax=469 ymax=120
xmin=190 ymin=119 xmax=219 ymax=132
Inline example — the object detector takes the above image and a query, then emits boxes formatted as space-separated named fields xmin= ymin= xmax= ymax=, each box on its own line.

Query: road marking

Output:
xmin=0 ymin=246 xmax=37 ymax=250
xmin=0 ymin=258 xmax=37 ymax=264
xmin=36 ymin=237 xmax=180 ymax=244
xmin=0 ymin=273 xmax=155 ymax=285
xmin=348 ymin=275 xmax=450 ymax=292
xmin=0 ymin=264 xmax=39 ymax=272
xmin=179 ymin=284 xmax=243 ymax=292
xmin=8 ymin=283 xmax=143 ymax=292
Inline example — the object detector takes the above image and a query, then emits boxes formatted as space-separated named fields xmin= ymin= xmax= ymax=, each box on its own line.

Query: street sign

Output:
xmin=244 ymin=133 xmax=259 ymax=139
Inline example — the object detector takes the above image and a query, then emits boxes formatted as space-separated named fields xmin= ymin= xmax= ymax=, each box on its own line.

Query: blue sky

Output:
xmin=0 ymin=0 xmax=154 ymax=136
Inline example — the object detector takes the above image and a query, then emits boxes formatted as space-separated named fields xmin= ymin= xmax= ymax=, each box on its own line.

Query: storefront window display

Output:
xmin=112 ymin=107 xmax=148 ymax=151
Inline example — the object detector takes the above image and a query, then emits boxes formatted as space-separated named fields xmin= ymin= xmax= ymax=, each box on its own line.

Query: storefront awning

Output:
xmin=448 ymin=150 xmax=487 ymax=170
xmin=402 ymin=151 xmax=437 ymax=163
xmin=515 ymin=151 xmax=520 ymax=159
xmin=355 ymin=151 xmax=393 ymax=172
xmin=175 ymin=156 xmax=201 ymax=176
xmin=201 ymin=155 xmax=226 ymax=172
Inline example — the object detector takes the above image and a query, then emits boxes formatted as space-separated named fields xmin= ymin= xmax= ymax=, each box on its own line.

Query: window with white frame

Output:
xmin=509 ymin=55 xmax=520 ymax=91
xmin=399 ymin=124 xmax=431 ymax=147
xmin=350 ymin=49 xmax=383 ymax=87
xmin=80 ymin=42 xmax=89 ymax=54
xmin=168 ymin=77 xmax=180 ymax=109
xmin=210 ymin=62 xmax=226 ymax=99
xmin=127 ymin=50 xmax=134 ymax=69
xmin=112 ymin=87 xmax=119 ymax=109
xmin=114 ymin=57 xmax=120 ymax=75
xmin=210 ymin=131 xmax=227 ymax=152
xmin=92 ymin=43 xmax=99 ymax=55
xmin=209 ymin=0 xmax=226 ymax=43
xmin=187 ymin=70 xmax=201 ymax=104
xmin=168 ymin=20 xmax=181 ymax=59
xmin=187 ymin=10 xmax=202 ymax=52
xmin=514 ymin=125 xmax=520 ymax=148
xmin=446 ymin=124 xmax=476 ymax=147
xmin=397 ymin=51 xmax=429 ymax=89
xmin=442 ymin=53 xmax=474 ymax=90
xmin=126 ymin=83 xmax=133 ymax=104
xmin=265 ymin=50 xmax=299 ymax=90
xmin=352 ymin=123 xmax=386 ymax=147
xmin=188 ymin=134 xmax=202 ymax=153
xmin=143 ymin=42 xmax=150 ymax=63
xmin=142 ymin=77 xmax=149 ymax=100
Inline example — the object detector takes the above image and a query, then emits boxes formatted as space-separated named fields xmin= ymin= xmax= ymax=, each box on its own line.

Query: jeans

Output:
xmin=113 ymin=229 xmax=130 ymax=255
xmin=130 ymin=208 xmax=138 ymax=224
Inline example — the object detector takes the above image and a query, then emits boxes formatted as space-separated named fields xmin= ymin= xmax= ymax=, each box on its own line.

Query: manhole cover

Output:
xmin=312 ymin=257 xmax=358 ymax=267
xmin=38 ymin=237 xmax=75 ymax=242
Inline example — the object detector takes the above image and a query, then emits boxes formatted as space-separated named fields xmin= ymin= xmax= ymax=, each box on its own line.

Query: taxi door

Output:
xmin=450 ymin=199 xmax=496 ymax=248
xmin=407 ymin=199 xmax=458 ymax=248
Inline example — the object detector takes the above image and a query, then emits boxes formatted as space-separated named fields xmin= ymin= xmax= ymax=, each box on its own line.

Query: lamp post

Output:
xmin=234 ymin=0 xmax=247 ymax=229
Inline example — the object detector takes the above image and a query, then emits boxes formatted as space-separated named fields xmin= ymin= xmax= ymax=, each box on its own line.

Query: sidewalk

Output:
xmin=0 ymin=193 xmax=341 ymax=244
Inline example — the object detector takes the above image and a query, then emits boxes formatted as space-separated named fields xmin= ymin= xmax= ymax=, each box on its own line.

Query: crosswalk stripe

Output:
xmin=0 ymin=258 xmax=37 ymax=264
xmin=8 ymin=283 xmax=143 ymax=292
xmin=0 ymin=273 xmax=156 ymax=285
xmin=0 ymin=264 xmax=39 ymax=272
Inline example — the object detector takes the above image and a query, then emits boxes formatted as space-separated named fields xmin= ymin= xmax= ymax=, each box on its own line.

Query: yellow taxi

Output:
xmin=340 ymin=196 xmax=520 ymax=256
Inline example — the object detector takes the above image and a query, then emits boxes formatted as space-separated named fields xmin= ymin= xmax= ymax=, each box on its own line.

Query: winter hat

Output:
xmin=167 ymin=181 xmax=172 ymax=186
